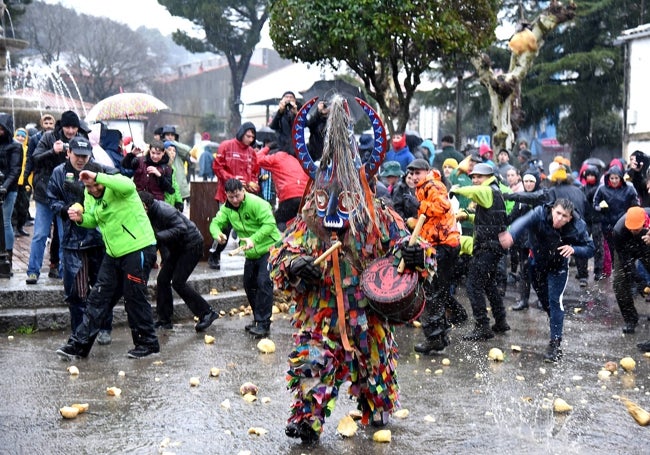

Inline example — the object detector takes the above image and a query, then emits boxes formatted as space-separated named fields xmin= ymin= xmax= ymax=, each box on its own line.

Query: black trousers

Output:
xmin=421 ymin=244 xmax=460 ymax=338
xmin=73 ymin=245 xmax=158 ymax=348
xmin=156 ymin=241 xmax=211 ymax=323
xmin=243 ymin=252 xmax=274 ymax=326
xmin=466 ymin=248 xmax=506 ymax=326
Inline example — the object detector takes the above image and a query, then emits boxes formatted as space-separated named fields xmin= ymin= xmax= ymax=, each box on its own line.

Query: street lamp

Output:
xmin=0 ymin=169 xmax=11 ymax=278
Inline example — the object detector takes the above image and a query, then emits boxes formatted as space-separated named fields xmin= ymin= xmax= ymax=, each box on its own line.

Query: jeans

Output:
xmin=27 ymin=201 xmax=63 ymax=277
xmin=2 ymin=190 xmax=17 ymax=250
xmin=530 ymin=262 xmax=569 ymax=340
xmin=243 ymin=252 xmax=273 ymax=325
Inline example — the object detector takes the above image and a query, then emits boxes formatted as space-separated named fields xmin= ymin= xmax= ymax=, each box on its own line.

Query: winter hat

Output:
xmin=469 ymin=163 xmax=494 ymax=176
xmin=282 ymin=90 xmax=296 ymax=98
xmin=202 ymin=132 xmax=211 ymax=141
xmin=380 ymin=161 xmax=405 ymax=178
xmin=60 ymin=110 xmax=80 ymax=128
xmin=479 ymin=143 xmax=493 ymax=157
xmin=625 ymin=206 xmax=647 ymax=230
xmin=391 ymin=133 xmax=406 ymax=150
xmin=549 ymin=166 xmax=568 ymax=182
xmin=161 ymin=125 xmax=179 ymax=141
xmin=163 ymin=140 xmax=176 ymax=149
xmin=442 ymin=158 xmax=458 ymax=169
xmin=407 ymin=158 xmax=430 ymax=171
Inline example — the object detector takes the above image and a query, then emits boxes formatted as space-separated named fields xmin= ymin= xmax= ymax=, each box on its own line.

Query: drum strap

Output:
xmin=332 ymin=245 xmax=353 ymax=352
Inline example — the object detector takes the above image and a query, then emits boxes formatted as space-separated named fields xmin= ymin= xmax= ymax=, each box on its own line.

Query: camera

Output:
xmin=286 ymin=102 xmax=295 ymax=110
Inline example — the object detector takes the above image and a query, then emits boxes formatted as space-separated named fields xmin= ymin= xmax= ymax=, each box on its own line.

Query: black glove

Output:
xmin=174 ymin=202 xmax=184 ymax=212
xmin=289 ymin=256 xmax=321 ymax=284
xmin=401 ymin=244 xmax=425 ymax=269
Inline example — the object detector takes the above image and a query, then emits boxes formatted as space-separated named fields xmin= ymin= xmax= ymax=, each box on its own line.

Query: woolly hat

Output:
xmin=549 ymin=166 xmax=568 ymax=182
xmin=625 ymin=206 xmax=647 ymax=230
xmin=479 ymin=143 xmax=493 ymax=157
xmin=519 ymin=149 xmax=532 ymax=160
xmin=442 ymin=158 xmax=458 ymax=169
xmin=163 ymin=140 xmax=176 ymax=149
xmin=60 ymin=110 xmax=80 ymax=128
xmin=282 ymin=90 xmax=296 ymax=98
xmin=201 ymin=132 xmax=211 ymax=141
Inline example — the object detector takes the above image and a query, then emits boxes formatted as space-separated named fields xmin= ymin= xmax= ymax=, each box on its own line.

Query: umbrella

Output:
xmin=86 ymin=92 xmax=169 ymax=138
xmin=301 ymin=79 xmax=367 ymax=122
xmin=256 ymin=126 xmax=277 ymax=144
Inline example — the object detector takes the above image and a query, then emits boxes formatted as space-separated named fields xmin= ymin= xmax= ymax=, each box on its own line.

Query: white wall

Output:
xmin=626 ymin=36 xmax=650 ymax=155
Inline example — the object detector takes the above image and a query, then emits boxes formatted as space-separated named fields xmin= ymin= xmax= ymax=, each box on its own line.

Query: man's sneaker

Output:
xmin=97 ymin=330 xmax=112 ymax=345
xmin=462 ymin=323 xmax=495 ymax=341
xmin=154 ymin=320 xmax=173 ymax=330
xmin=56 ymin=343 xmax=86 ymax=360
xmin=579 ymin=278 xmax=588 ymax=287
xmin=127 ymin=343 xmax=160 ymax=359
xmin=511 ymin=300 xmax=529 ymax=311
xmin=491 ymin=320 xmax=511 ymax=333
xmin=26 ymin=274 xmax=38 ymax=285
xmin=622 ymin=322 xmax=637 ymax=334
xmin=48 ymin=266 xmax=60 ymax=279
xmin=195 ymin=310 xmax=219 ymax=332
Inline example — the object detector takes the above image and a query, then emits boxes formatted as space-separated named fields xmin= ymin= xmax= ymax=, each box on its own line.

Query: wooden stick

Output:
xmin=397 ymin=214 xmax=426 ymax=273
xmin=313 ymin=241 xmax=342 ymax=265
xmin=228 ymin=245 xmax=246 ymax=256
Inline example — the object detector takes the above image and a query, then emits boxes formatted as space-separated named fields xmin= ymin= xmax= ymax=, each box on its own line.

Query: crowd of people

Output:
xmin=3 ymin=99 xmax=650 ymax=444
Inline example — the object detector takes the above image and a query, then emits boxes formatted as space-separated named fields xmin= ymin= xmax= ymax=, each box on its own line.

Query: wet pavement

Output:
xmin=2 ymin=278 xmax=650 ymax=454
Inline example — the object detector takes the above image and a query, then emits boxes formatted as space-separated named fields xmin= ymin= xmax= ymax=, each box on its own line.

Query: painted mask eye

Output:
xmin=315 ymin=189 xmax=329 ymax=217
xmin=337 ymin=191 xmax=360 ymax=220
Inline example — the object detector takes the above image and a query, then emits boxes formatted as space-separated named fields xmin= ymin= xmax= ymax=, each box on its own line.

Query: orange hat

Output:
xmin=625 ymin=207 xmax=647 ymax=230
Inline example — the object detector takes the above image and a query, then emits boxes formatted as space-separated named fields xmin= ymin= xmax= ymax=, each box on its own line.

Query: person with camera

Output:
xmin=269 ymin=90 xmax=301 ymax=156
xmin=26 ymin=111 xmax=86 ymax=285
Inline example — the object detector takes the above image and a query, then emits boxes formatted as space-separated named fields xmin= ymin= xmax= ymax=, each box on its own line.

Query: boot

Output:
xmin=244 ymin=321 xmax=257 ymax=332
xmin=511 ymin=300 xmax=529 ymax=311
xmin=491 ymin=319 xmax=511 ymax=333
xmin=636 ymin=340 xmax=650 ymax=352
xmin=462 ymin=323 xmax=494 ymax=341
xmin=543 ymin=339 xmax=562 ymax=363
xmin=249 ymin=322 xmax=270 ymax=339
xmin=285 ymin=421 xmax=319 ymax=444
xmin=414 ymin=334 xmax=449 ymax=354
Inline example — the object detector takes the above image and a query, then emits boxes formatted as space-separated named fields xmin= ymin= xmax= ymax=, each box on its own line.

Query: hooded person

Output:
xmin=269 ymin=95 xmax=435 ymax=443
xmin=385 ymin=131 xmax=415 ymax=172
xmin=208 ymin=121 xmax=260 ymax=270
xmin=626 ymin=150 xmax=650 ymax=206
xmin=0 ymin=113 xmax=23 ymax=270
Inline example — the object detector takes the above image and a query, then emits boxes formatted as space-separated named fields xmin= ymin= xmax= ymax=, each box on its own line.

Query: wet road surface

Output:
xmin=2 ymin=278 xmax=650 ymax=454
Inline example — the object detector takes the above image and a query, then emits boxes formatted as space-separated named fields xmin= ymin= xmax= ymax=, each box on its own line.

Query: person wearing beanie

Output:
xmin=593 ymin=165 xmax=639 ymax=281
xmin=26 ymin=110 xmax=87 ymax=285
xmin=496 ymin=149 xmax=511 ymax=179
xmin=208 ymin=121 xmax=260 ymax=270
xmin=626 ymin=150 xmax=650 ymax=206
xmin=270 ymin=90 xmax=301 ymax=156
xmin=386 ymin=132 xmax=415 ymax=173
xmin=12 ymin=127 xmax=31 ymax=237
xmin=432 ymin=134 xmax=464 ymax=173
xmin=500 ymin=198 xmax=594 ymax=362
xmin=612 ymin=207 xmax=650 ymax=347
xmin=442 ymin=158 xmax=458 ymax=179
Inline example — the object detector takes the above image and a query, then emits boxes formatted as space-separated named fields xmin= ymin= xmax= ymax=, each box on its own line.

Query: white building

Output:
xmin=617 ymin=24 xmax=650 ymax=157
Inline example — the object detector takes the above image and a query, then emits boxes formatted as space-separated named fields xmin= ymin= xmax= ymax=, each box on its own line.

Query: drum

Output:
xmin=360 ymin=256 xmax=425 ymax=324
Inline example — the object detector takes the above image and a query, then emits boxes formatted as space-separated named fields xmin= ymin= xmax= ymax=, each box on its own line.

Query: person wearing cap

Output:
xmin=27 ymin=110 xmax=87 ymax=285
xmin=612 ymin=207 xmax=650 ymax=340
xmin=499 ymin=198 xmax=594 ymax=362
xmin=47 ymin=137 xmax=114 ymax=346
xmin=408 ymin=158 xmax=466 ymax=354
xmin=270 ymin=90 xmax=302 ymax=156
xmin=379 ymin=160 xmax=404 ymax=194
xmin=57 ymin=161 xmax=160 ymax=360
xmin=450 ymin=162 xmax=510 ymax=341
xmin=432 ymin=135 xmax=463 ymax=172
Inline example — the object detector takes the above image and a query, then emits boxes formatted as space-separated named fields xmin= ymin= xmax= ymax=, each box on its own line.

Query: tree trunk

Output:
xmin=472 ymin=0 xmax=576 ymax=153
